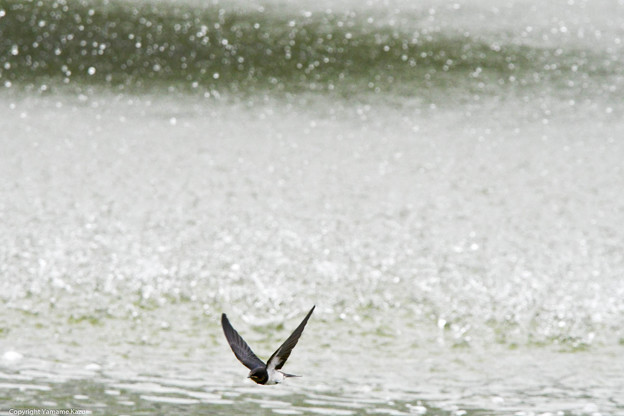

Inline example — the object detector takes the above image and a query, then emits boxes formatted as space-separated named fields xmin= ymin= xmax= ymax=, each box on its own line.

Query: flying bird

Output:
xmin=221 ymin=305 xmax=315 ymax=385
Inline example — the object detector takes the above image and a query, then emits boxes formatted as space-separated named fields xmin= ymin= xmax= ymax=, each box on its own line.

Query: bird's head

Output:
xmin=248 ymin=367 xmax=269 ymax=384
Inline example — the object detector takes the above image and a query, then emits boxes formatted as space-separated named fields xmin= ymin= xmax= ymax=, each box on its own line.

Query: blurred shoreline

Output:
xmin=1 ymin=0 xmax=622 ymax=100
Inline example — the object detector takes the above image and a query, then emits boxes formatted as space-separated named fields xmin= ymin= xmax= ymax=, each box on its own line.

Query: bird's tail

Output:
xmin=281 ymin=372 xmax=301 ymax=378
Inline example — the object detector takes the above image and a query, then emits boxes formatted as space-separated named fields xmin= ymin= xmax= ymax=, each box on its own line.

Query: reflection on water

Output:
xmin=2 ymin=344 xmax=623 ymax=415
xmin=1 ymin=377 xmax=441 ymax=415
xmin=1 ymin=0 xmax=624 ymax=415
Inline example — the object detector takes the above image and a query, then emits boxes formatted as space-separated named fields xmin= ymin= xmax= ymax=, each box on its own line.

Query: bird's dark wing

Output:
xmin=221 ymin=313 xmax=266 ymax=370
xmin=266 ymin=305 xmax=315 ymax=371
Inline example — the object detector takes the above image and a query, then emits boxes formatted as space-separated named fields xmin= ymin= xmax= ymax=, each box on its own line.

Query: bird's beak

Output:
xmin=247 ymin=375 xmax=251 ymax=378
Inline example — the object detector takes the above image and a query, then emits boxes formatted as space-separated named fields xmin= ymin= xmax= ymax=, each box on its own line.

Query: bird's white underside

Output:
xmin=266 ymin=369 xmax=286 ymax=385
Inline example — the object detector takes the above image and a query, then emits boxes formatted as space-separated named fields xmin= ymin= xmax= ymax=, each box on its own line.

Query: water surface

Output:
xmin=1 ymin=0 xmax=624 ymax=414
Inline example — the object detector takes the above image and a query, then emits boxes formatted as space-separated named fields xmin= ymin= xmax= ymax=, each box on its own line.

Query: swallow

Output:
xmin=221 ymin=305 xmax=315 ymax=385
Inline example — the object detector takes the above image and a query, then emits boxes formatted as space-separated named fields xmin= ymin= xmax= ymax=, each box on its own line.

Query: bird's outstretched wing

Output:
xmin=266 ymin=305 xmax=315 ymax=371
xmin=221 ymin=313 xmax=266 ymax=370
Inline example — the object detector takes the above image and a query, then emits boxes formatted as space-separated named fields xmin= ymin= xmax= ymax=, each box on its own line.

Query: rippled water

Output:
xmin=1 ymin=0 xmax=624 ymax=415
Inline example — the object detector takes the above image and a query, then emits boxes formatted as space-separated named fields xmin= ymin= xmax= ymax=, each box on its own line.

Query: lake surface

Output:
xmin=1 ymin=0 xmax=624 ymax=415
